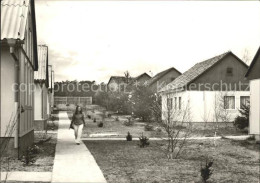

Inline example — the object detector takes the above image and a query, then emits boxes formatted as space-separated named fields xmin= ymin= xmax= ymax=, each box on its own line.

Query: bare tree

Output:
xmin=242 ymin=48 xmax=252 ymax=65
xmin=213 ymin=92 xmax=232 ymax=135
xmin=159 ymin=95 xmax=193 ymax=159
xmin=124 ymin=70 xmax=131 ymax=84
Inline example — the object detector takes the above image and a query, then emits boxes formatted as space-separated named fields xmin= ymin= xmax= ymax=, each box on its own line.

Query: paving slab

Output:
xmin=51 ymin=111 xmax=107 ymax=183
xmin=0 ymin=172 xmax=52 ymax=182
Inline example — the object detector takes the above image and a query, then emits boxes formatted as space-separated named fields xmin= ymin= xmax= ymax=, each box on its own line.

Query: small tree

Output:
xmin=159 ymin=95 xmax=193 ymax=159
xmin=130 ymin=85 xmax=155 ymax=121
xmin=213 ymin=92 xmax=232 ymax=133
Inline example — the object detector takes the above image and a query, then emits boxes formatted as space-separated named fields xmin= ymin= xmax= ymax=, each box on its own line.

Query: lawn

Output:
xmin=84 ymin=139 xmax=260 ymax=183
xmin=67 ymin=109 xmax=248 ymax=138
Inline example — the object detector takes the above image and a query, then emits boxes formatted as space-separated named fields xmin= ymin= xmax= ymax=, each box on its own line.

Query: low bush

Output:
xmin=234 ymin=116 xmax=248 ymax=130
xmin=98 ymin=122 xmax=103 ymax=127
xmin=93 ymin=118 xmax=96 ymax=123
xmin=124 ymin=117 xmax=134 ymax=126
xmin=20 ymin=146 xmax=39 ymax=166
xmin=115 ymin=116 xmax=119 ymax=121
xmin=155 ymin=127 xmax=162 ymax=133
xmin=144 ymin=124 xmax=154 ymax=131
xmin=139 ymin=133 xmax=149 ymax=148
xmin=126 ymin=132 xmax=132 ymax=141
xmin=200 ymin=159 xmax=214 ymax=183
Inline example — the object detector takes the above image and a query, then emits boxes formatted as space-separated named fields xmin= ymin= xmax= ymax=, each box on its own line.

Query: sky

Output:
xmin=35 ymin=0 xmax=260 ymax=83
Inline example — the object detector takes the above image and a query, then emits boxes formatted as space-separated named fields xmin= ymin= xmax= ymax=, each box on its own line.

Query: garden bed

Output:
xmin=1 ymin=132 xmax=57 ymax=172
xmin=84 ymin=139 xmax=259 ymax=183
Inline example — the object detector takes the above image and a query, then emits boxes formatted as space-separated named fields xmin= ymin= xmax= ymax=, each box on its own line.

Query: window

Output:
xmin=226 ymin=67 xmax=233 ymax=76
xmin=167 ymin=98 xmax=173 ymax=110
xmin=174 ymin=97 xmax=177 ymax=110
xmin=224 ymin=96 xmax=235 ymax=109
xmin=240 ymin=96 xmax=250 ymax=109
xmin=179 ymin=97 xmax=182 ymax=110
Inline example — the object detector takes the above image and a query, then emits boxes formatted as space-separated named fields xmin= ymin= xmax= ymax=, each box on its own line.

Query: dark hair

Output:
xmin=74 ymin=105 xmax=82 ymax=114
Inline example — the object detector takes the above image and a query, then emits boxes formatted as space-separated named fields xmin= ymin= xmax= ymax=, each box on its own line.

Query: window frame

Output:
xmin=179 ymin=97 xmax=181 ymax=110
xmin=240 ymin=96 xmax=250 ymax=109
xmin=224 ymin=96 xmax=235 ymax=110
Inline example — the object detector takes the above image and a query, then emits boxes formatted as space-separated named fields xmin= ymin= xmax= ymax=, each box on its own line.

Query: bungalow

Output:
xmin=145 ymin=67 xmax=182 ymax=93
xmin=130 ymin=72 xmax=151 ymax=86
xmin=107 ymin=76 xmax=133 ymax=92
xmin=1 ymin=0 xmax=38 ymax=157
xmin=245 ymin=47 xmax=260 ymax=140
xmin=34 ymin=45 xmax=49 ymax=131
xmin=126 ymin=72 xmax=151 ymax=91
xmin=47 ymin=65 xmax=54 ymax=115
xmin=160 ymin=51 xmax=249 ymax=123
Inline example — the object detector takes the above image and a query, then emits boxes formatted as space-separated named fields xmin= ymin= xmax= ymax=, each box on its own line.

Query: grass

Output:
xmin=84 ymin=139 xmax=260 ymax=183
xmin=67 ymin=107 xmax=248 ymax=138
xmin=1 ymin=133 xmax=57 ymax=172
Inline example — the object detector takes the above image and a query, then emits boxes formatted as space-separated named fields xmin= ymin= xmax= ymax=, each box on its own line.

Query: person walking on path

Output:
xmin=71 ymin=106 xmax=86 ymax=145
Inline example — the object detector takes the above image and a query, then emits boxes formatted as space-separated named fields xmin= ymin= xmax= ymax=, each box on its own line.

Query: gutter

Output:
xmin=7 ymin=39 xmax=20 ymax=157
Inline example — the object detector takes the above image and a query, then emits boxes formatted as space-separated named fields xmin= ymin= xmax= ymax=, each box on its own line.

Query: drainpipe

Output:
xmin=7 ymin=39 xmax=20 ymax=154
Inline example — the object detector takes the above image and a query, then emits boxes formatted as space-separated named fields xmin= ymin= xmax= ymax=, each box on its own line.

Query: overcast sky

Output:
xmin=35 ymin=0 xmax=260 ymax=83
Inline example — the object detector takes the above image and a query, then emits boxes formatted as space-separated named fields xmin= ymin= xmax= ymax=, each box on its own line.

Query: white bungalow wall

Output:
xmin=0 ymin=47 xmax=16 ymax=137
xmin=34 ymin=84 xmax=48 ymax=120
xmin=249 ymin=79 xmax=260 ymax=135
xmin=161 ymin=90 xmax=250 ymax=122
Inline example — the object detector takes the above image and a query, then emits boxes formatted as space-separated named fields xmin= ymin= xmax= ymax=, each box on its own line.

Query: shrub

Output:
xmin=139 ymin=133 xmax=149 ymax=148
xmin=93 ymin=118 xmax=96 ymax=123
xmin=144 ymin=124 xmax=154 ymax=131
xmin=126 ymin=132 xmax=132 ymax=141
xmin=29 ymin=145 xmax=42 ymax=154
xmin=246 ymin=135 xmax=255 ymax=141
xmin=20 ymin=146 xmax=37 ymax=166
xmin=200 ymin=159 xmax=214 ymax=183
xmin=87 ymin=115 xmax=91 ymax=119
xmin=234 ymin=116 xmax=248 ymax=130
xmin=124 ymin=117 xmax=134 ymax=126
xmin=98 ymin=122 xmax=103 ymax=127
xmin=155 ymin=127 xmax=162 ymax=133
xmin=115 ymin=116 xmax=119 ymax=121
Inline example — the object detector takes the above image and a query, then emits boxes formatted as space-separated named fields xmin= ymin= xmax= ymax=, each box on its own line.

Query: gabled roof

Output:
xmin=35 ymin=45 xmax=49 ymax=87
xmin=245 ymin=46 xmax=260 ymax=77
xmin=107 ymin=76 xmax=133 ymax=85
xmin=160 ymin=51 xmax=247 ymax=92
xmin=146 ymin=67 xmax=181 ymax=86
xmin=128 ymin=73 xmax=151 ymax=85
xmin=134 ymin=73 xmax=151 ymax=81
xmin=1 ymin=0 xmax=38 ymax=71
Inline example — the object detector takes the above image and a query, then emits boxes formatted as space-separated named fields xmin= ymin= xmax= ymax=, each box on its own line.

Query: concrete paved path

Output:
xmin=1 ymin=172 xmax=52 ymax=182
xmin=82 ymin=135 xmax=251 ymax=141
xmin=51 ymin=111 xmax=107 ymax=183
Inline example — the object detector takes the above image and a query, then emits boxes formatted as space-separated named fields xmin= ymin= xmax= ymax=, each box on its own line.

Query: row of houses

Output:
xmin=157 ymin=50 xmax=259 ymax=139
xmin=1 ymin=0 xmax=54 ymax=157
xmin=107 ymin=67 xmax=182 ymax=93
xmin=107 ymin=49 xmax=259 ymax=140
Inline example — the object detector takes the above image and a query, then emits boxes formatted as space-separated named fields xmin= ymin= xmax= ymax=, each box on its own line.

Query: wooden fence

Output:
xmin=54 ymin=96 xmax=92 ymax=106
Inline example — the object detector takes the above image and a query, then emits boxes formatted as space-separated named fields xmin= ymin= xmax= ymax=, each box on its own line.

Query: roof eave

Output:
xmin=245 ymin=46 xmax=260 ymax=77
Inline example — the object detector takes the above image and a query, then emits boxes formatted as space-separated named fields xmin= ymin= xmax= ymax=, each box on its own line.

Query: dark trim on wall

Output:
xmin=245 ymin=46 xmax=260 ymax=78
xmin=31 ymin=0 xmax=38 ymax=71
